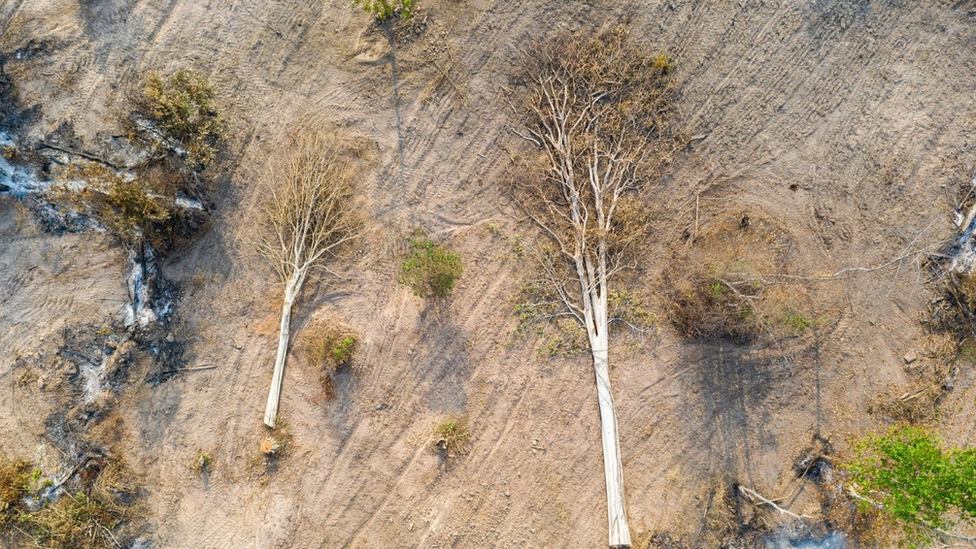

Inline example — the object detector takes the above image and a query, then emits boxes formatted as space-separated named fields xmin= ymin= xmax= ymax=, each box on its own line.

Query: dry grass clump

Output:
xmin=27 ymin=491 xmax=124 ymax=549
xmin=0 ymin=457 xmax=142 ymax=549
xmin=299 ymin=321 xmax=358 ymax=371
xmin=0 ymin=456 xmax=33 ymax=529
xmin=954 ymin=271 xmax=976 ymax=312
xmin=666 ymin=212 xmax=812 ymax=343
xmin=298 ymin=320 xmax=358 ymax=398
xmin=433 ymin=418 xmax=470 ymax=458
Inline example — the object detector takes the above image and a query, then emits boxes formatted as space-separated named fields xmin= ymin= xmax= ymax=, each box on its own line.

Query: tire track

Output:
xmin=143 ymin=0 xmax=180 ymax=45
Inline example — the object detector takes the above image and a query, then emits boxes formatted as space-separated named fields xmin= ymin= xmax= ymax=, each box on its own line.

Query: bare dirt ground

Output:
xmin=2 ymin=0 xmax=976 ymax=547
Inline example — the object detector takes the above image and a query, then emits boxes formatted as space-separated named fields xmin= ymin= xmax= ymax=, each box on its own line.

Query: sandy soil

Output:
xmin=2 ymin=0 xmax=976 ymax=547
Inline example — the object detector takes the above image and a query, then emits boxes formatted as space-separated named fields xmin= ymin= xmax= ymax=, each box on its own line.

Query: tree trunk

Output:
xmin=264 ymin=275 xmax=299 ymax=428
xmin=592 ymin=336 xmax=631 ymax=548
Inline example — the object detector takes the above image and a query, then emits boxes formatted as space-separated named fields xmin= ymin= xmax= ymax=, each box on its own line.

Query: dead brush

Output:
xmin=0 ymin=456 xmax=33 ymax=529
xmin=666 ymin=212 xmax=812 ymax=344
xmin=298 ymin=321 xmax=358 ymax=371
xmin=870 ymin=333 xmax=959 ymax=424
xmin=433 ymin=418 xmax=470 ymax=458
xmin=12 ymin=458 xmax=142 ymax=549
xmin=931 ymin=270 xmax=976 ymax=341
xmin=668 ymin=272 xmax=764 ymax=342
xmin=696 ymin=478 xmax=739 ymax=548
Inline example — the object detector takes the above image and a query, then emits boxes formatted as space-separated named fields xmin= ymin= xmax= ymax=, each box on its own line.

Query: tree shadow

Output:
xmin=413 ymin=302 xmax=473 ymax=413
xmin=678 ymin=339 xmax=814 ymax=486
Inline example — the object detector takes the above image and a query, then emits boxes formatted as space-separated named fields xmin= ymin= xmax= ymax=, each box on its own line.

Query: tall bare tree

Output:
xmin=512 ymin=27 xmax=676 ymax=548
xmin=257 ymin=132 xmax=361 ymax=428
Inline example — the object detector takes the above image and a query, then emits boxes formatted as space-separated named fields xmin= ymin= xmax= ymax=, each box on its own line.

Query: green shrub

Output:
xmin=398 ymin=234 xmax=463 ymax=299
xmin=139 ymin=70 xmax=223 ymax=166
xmin=331 ymin=336 xmax=356 ymax=366
xmin=192 ymin=451 xmax=212 ymax=474
xmin=845 ymin=424 xmax=976 ymax=544
xmin=352 ymin=0 xmax=415 ymax=21
xmin=782 ymin=311 xmax=814 ymax=333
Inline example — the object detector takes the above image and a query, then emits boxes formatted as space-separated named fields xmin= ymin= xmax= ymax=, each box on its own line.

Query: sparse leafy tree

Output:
xmin=256 ymin=132 xmax=361 ymax=428
xmin=846 ymin=424 xmax=976 ymax=546
xmin=511 ymin=27 xmax=676 ymax=548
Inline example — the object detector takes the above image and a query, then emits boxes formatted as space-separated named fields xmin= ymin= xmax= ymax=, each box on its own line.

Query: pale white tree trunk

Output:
xmin=264 ymin=272 xmax=300 ymax=428
xmin=592 ymin=343 xmax=629 ymax=547
xmin=586 ymin=275 xmax=631 ymax=548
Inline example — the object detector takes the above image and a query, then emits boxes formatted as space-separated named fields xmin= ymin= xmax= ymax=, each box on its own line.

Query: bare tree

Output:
xmin=511 ymin=27 xmax=676 ymax=548
xmin=257 ymin=132 xmax=361 ymax=428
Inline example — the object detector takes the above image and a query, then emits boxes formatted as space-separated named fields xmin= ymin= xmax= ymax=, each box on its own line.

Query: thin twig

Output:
xmin=38 ymin=142 xmax=120 ymax=170
xmin=162 ymin=364 xmax=217 ymax=375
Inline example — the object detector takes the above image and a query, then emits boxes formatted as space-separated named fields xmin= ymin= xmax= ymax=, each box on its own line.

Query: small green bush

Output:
xmin=782 ymin=311 xmax=814 ymax=333
xmin=352 ymin=0 xmax=415 ymax=21
xmin=140 ymin=70 xmax=223 ymax=166
xmin=398 ymin=234 xmax=463 ymax=299
xmin=331 ymin=336 xmax=356 ymax=366
xmin=845 ymin=424 xmax=976 ymax=544
xmin=192 ymin=451 xmax=212 ymax=474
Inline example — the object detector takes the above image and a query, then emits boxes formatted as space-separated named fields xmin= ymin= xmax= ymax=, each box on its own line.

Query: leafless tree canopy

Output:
xmin=512 ymin=25 xmax=678 ymax=315
xmin=257 ymin=132 xmax=360 ymax=287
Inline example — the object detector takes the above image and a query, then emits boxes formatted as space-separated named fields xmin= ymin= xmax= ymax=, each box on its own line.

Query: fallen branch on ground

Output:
xmin=738 ymin=485 xmax=811 ymax=520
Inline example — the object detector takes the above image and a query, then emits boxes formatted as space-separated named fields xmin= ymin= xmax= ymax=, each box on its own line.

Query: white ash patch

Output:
xmin=78 ymin=355 xmax=108 ymax=404
xmin=0 ymin=131 xmax=45 ymax=196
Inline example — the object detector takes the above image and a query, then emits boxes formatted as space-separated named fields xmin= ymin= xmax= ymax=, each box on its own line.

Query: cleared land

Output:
xmin=1 ymin=0 xmax=975 ymax=547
